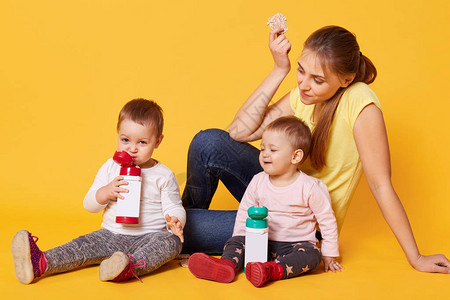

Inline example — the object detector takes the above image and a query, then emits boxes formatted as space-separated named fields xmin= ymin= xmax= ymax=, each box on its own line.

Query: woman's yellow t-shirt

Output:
xmin=290 ymin=82 xmax=381 ymax=231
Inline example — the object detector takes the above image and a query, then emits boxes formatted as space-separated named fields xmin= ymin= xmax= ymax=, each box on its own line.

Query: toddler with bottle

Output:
xmin=12 ymin=99 xmax=185 ymax=284
xmin=188 ymin=116 xmax=342 ymax=287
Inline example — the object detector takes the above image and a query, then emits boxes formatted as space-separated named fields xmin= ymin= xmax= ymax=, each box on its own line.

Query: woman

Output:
xmin=181 ymin=25 xmax=449 ymax=273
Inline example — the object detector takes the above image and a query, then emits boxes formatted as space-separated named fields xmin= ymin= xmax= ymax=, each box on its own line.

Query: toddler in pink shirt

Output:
xmin=188 ymin=116 xmax=342 ymax=287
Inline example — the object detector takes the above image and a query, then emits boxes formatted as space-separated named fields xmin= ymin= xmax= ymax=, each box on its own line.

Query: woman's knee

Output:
xmin=191 ymin=129 xmax=230 ymax=148
xmin=188 ymin=128 xmax=232 ymax=158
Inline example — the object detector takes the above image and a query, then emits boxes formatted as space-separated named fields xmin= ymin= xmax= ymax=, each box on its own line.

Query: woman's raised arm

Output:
xmin=229 ymin=28 xmax=294 ymax=142
xmin=354 ymin=103 xmax=450 ymax=273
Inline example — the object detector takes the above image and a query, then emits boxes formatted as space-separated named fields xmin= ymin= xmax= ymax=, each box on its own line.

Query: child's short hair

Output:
xmin=117 ymin=99 xmax=164 ymax=137
xmin=265 ymin=116 xmax=311 ymax=163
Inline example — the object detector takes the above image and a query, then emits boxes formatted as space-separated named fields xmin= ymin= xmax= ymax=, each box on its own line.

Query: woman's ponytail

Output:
xmin=355 ymin=54 xmax=377 ymax=84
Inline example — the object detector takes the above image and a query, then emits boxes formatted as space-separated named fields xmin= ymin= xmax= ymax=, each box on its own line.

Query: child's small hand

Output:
xmin=322 ymin=256 xmax=344 ymax=273
xmin=165 ymin=214 xmax=184 ymax=243
xmin=95 ymin=176 xmax=129 ymax=205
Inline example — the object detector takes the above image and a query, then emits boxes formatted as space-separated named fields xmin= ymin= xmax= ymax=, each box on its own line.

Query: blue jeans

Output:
xmin=181 ymin=129 xmax=262 ymax=254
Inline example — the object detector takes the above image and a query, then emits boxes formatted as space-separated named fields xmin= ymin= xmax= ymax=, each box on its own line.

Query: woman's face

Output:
xmin=296 ymin=49 xmax=353 ymax=106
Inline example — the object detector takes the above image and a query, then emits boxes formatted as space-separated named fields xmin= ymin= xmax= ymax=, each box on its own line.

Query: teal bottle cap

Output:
xmin=248 ymin=206 xmax=268 ymax=220
xmin=246 ymin=218 xmax=267 ymax=229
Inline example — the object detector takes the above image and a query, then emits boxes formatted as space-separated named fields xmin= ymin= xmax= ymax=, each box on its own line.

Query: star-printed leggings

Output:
xmin=43 ymin=229 xmax=182 ymax=277
xmin=221 ymin=236 xmax=321 ymax=279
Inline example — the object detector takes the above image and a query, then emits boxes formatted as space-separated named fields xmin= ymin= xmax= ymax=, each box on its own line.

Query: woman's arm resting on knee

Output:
xmin=354 ymin=104 xmax=450 ymax=274
xmin=229 ymin=92 xmax=293 ymax=142
xmin=229 ymin=29 xmax=294 ymax=142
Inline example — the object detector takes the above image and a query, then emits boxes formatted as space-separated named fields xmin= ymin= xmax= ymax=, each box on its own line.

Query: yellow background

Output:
xmin=1 ymin=0 xmax=449 ymax=299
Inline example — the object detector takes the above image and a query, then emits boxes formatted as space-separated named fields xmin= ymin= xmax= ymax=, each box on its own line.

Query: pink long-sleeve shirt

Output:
xmin=232 ymin=171 xmax=339 ymax=257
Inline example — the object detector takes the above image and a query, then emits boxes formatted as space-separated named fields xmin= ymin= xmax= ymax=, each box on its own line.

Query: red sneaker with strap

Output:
xmin=188 ymin=252 xmax=238 ymax=283
xmin=99 ymin=252 xmax=146 ymax=283
xmin=11 ymin=230 xmax=48 ymax=284
xmin=246 ymin=261 xmax=284 ymax=287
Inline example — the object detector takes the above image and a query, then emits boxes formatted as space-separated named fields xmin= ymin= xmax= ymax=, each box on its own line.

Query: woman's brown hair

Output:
xmin=304 ymin=26 xmax=377 ymax=170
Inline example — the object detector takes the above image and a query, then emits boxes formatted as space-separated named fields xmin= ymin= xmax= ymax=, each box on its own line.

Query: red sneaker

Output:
xmin=11 ymin=230 xmax=48 ymax=284
xmin=188 ymin=253 xmax=237 ymax=283
xmin=99 ymin=252 xmax=146 ymax=283
xmin=246 ymin=261 xmax=284 ymax=287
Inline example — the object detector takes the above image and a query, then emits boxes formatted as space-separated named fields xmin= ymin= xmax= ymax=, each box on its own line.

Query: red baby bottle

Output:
xmin=113 ymin=151 xmax=142 ymax=224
